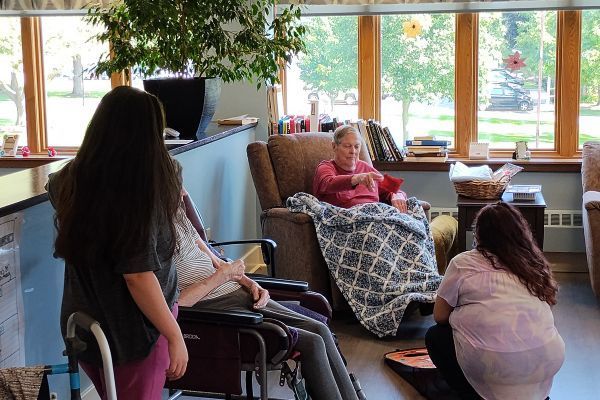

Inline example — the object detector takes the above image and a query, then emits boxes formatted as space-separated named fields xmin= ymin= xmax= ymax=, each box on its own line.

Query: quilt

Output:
xmin=287 ymin=193 xmax=442 ymax=337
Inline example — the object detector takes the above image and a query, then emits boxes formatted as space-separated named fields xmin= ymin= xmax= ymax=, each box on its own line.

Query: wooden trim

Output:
xmin=374 ymin=158 xmax=581 ymax=172
xmin=110 ymin=71 xmax=129 ymax=88
xmin=358 ymin=15 xmax=381 ymax=120
xmin=555 ymin=10 xmax=581 ymax=157
xmin=455 ymin=13 xmax=478 ymax=157
xmin=20 ymin=17 xmax=47 ymax=154
xmin=0 ymin=156 xmax=70 ymax=168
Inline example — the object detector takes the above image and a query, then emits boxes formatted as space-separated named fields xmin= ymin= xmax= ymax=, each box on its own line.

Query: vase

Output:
xmin=143 ymin=77 xmax=221 ymax=139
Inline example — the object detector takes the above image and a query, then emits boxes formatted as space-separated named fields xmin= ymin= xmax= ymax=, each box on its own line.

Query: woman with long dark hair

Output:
xmin=47 ymin=86 xmax=187 ymax=399
xmin=426 ymin=202 xmax=564 ymax=400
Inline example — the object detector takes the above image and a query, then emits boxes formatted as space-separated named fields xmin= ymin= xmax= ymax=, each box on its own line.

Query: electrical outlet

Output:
xmin=205 ymin=227 xmax=212 ymax=241
xmin=50 ymin=393 xmax=58 ymax=400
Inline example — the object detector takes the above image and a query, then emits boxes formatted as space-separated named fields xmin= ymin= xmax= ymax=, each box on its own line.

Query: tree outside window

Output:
xmin=0 ymin=18 xmax=27 ymax=147
xmin=580 ymin=10 xmax=600 ymax=147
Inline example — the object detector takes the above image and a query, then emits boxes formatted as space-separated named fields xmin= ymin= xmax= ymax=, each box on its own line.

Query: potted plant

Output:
xmin=87 ymin=0 xmax=305 ymax=138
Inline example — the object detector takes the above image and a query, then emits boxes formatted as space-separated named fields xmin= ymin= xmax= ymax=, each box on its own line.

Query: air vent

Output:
xmin=429 ymin=208 xmax=459 ymax=222
xmin=544 ymin=210 xmax=583 ymax=228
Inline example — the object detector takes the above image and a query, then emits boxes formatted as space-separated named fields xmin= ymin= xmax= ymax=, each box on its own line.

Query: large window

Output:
xmin=579 ymin=10 xmax=600 ymax=148
xmin=285 ymin=16 xmax=358 ymax=123
xmin=41 ymin=16 xmax=111 ymax=147
xmin=478 ymin=11 xmax=557 ymax=150
xmin=285 ymin=10 xmax=584 ymax=158
xmin=381 ymin=14 xmax=456 ymax=146
xmin=0 ymin=18 xmax=27 ymax=148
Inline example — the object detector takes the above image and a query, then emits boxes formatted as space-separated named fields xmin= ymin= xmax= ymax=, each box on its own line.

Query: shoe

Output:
xmin=349 ymin=373 xmax=367 ymax=400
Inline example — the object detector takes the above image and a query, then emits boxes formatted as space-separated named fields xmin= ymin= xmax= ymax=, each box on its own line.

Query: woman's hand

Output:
xmin=166 ymin=333 xmax=188 ymax=380
xmin=218 ymin=259 xmax=245 ymax=282
xmin=351 ymin=172 xmax=383 ymax=191
xmin=391 ymin=192 xmax=408 ymax=213
xmin=250 ymin=284 xmax=270 ymax=309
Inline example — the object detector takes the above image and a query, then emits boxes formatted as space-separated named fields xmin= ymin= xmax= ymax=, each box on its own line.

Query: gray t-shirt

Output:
xmin=47 ymin=170 xmax=179 ymax=366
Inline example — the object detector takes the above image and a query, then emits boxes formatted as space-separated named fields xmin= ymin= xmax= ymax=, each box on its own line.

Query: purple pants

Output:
xmin=81 ymin=304 xmax=179 ymax=400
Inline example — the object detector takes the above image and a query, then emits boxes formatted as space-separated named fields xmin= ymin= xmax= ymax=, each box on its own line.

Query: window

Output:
xmin=478 ymin=11 xmax=557 ymax=150
xmin=0 ymin=17 xmax=27 ymax=148
xmin=579 ymin=10 xmax=600 ymax=148
xmin=380 ymin=14 xmax=455 ymax=147
xmin=285 ymin=16 xmax=358 ymax=123
xmin=41 ymin=16 xmax=111 ymax=147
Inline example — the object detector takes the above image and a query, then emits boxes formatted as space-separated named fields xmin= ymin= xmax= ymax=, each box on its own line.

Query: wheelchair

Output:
xmin=165 ymin=194 xmax=334 ymax=400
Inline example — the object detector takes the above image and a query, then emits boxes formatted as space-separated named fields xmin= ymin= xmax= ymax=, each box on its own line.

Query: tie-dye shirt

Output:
xmin=437 ymin=250 xmax=565 ymax=400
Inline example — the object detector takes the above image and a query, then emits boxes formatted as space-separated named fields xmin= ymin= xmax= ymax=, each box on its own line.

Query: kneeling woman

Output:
xmin=426 ymin=203 xmax=564 ymax=400
xmin=173 ymin=202 xmax=359 ymax=400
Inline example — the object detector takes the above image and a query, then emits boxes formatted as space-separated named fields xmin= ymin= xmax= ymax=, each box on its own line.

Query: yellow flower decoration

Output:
xmin=403 ymin=18 xmax=422 ymax=38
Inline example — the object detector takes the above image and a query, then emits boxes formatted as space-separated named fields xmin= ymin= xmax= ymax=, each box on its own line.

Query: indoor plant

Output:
xmin=87 ymin=0 xmax=305 ymax=138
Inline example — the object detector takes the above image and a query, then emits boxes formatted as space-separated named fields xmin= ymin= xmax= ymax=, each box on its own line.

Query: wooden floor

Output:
xmin=174 ymin=268 xmax=600 ymax=400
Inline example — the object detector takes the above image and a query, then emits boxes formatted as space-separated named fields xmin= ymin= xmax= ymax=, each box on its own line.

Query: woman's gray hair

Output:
xmin=333 ymin=125 xmax=361 ymax=145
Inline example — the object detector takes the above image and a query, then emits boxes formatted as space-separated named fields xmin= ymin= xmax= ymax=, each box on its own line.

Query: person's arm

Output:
xmin=123 ymin=271 xmax=188 ymax=380
xmin=237 ymin=275 xmax=270 ymax=309
xmin=313 ymin=162 xmax=355 ymax=194
xmin=177 ymin=254 xmax=245 ymax=307
xmin=433 ymin=296 xmax=454 ymax=325
xmin=390 ymin=191 xmax=408 ymax=213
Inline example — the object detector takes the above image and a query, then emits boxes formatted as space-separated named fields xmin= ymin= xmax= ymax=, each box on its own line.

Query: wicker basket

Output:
xmin=453 ymin=176 xmax=510 ymax=200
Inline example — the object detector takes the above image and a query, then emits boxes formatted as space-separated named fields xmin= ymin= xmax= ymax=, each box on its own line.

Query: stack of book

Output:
xmin=352 ymin=119 xmax=404 ymax=162
xmin=404 ymin=136 xmax=450 ymax=162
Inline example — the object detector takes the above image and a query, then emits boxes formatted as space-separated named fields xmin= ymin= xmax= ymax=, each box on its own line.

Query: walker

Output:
xmin=2 ymin=312 xmax=117 ymax=400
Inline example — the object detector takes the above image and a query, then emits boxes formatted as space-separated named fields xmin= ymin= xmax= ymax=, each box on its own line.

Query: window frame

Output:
xmin=283 ymin=10 xmax=584 ymax=159
xmin=17 ymin=16 xmax=124 ymax=156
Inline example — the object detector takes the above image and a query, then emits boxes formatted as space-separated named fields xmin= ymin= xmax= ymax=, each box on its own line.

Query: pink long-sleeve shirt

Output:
xmin=312 ymin=160 xmax=401 ymax=208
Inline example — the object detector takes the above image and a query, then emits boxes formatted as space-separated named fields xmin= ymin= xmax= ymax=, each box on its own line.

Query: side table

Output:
xmin=457 ymin=191 xmax=546 ymax=252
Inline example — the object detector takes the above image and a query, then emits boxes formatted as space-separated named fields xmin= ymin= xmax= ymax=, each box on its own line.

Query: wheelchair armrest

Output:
xmin=267 ymin=290 xmax=333 ymax=321
xmin=247 ymin=275 xmax=309 ymax=292
xmin=178 ymin=307 xmax=263 ymax=326
xmin=212 ymin=239 xmax=277 ymax=276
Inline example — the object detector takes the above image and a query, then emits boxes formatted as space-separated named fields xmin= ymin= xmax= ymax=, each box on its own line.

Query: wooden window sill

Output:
xmin=0 ymin=155 xmax=71 ymax=168
xmin=373 ymin=157 xmax=582 ymax=172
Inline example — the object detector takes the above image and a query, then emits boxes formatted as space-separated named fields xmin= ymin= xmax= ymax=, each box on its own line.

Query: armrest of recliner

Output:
xmin=263 ymin=207 xmax=314 ymax=224
xmin=178 ymin=307 xmax=263 ymax=326
xmin=248 ymin=275 xmax=309 ymax=292
xmin=584 ymin=191 xmax=600 ymax=211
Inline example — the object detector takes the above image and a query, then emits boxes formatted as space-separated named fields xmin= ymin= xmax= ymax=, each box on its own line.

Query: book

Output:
xmin=383 ymin=127 xmax=404 ymax=161
xmin=405 ymin=140 xmax=451 ymax=147
xmin=356 ymin=120 xmax=375 ymax=161
xmin=404 ymin=154 xmax=449 ymax=162
xmin=217 ymin=114 xmax=259 ymax=125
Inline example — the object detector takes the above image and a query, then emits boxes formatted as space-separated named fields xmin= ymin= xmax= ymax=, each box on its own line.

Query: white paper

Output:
xmin=0 ymin=213 xmax=25 ymax=367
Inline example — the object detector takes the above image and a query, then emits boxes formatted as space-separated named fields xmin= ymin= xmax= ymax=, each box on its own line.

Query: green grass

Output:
xmin=410 ymin=112 xmax=554 ymax=126
xmin=423 ymin=128 xmax=555 ymax=144
xmin=578 ymin=108 xmax=600 ymax=117
xmin=46 ymin=90 xmax=107 ymax=98
xmin=0 ymin=93 xmax=9 ymax=101
xmin=0 ymin=118 xmax=12 ymax=125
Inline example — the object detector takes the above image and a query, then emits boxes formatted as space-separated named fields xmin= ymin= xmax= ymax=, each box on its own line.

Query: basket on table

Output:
xmin=453 ymin=175 xmax=510 ymax=200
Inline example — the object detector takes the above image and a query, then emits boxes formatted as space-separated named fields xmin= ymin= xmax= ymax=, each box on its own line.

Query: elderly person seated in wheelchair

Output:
xmin=172 ymin=200 xmax=361 ymax=400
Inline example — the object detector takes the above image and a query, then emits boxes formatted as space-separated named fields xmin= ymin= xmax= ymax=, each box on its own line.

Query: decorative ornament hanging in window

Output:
xmin=503 ymin=51 xmax=526 ymax=71
xmin=403 ymin=18 xmax=422 ymax=38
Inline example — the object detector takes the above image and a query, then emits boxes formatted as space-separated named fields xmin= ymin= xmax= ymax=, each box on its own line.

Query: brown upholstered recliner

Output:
xmin=247 ymin=132 xmax=430 ymax=310
xmin=582 ymin=142 xmax=600 ymax=298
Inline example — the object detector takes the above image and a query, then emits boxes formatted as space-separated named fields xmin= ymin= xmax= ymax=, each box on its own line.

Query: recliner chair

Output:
xmin=582 ymin=141 xmax=600 ymax=298
xmin=166 ymin=194 xmax=333 ymax=400
xmin=247 ymin=132 xmax=430 ymax=310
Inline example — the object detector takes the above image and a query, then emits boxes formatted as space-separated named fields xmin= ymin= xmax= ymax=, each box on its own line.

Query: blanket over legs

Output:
xmin=287 ymin=193 xmax=442 ymax=337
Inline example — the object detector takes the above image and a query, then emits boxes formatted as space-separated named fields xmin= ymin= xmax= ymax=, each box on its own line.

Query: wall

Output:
xmin=394 ymin=170 xmax=585 ymax=252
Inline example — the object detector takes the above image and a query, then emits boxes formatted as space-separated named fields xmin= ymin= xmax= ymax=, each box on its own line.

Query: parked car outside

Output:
xmin=489 ymin=68 xmax=525 ymax=86
xmin=486 ymin=83 xmax=533 ymax=111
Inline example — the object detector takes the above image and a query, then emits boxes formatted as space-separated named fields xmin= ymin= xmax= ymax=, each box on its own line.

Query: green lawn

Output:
xmin=46 ymin=90 xmax=108 ymax=98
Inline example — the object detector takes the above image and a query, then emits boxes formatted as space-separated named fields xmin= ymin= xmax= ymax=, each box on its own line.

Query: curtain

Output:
xmin=1 ymin=0 xmax=112 ymax=12
xmin=279 ymin=0 xmax=600 ymax=14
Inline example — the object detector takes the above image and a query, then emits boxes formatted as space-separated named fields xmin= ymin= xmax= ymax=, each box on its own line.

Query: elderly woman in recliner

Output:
xmin=312 ymin=125 xmax=408 ymax=213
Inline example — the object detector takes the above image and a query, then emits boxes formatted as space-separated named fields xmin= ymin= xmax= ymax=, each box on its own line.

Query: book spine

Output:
xmin=405 ymin=140 xmax=451 ymax=146
xmin=383 ymin=127 xmax=403 ymax=161
xmin=367 ymin=120 xmax=386 ymax=161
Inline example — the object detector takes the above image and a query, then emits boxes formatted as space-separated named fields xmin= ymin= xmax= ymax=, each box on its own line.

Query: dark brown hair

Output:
xmin=53 ymin=86 xmax=182 ymax=270
xmin=474 ymin=202 xmax=558 ymax=305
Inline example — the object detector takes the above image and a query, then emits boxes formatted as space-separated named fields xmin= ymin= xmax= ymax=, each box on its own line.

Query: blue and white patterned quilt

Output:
xmin=287 ymin=193 xmax=442 ymax=337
